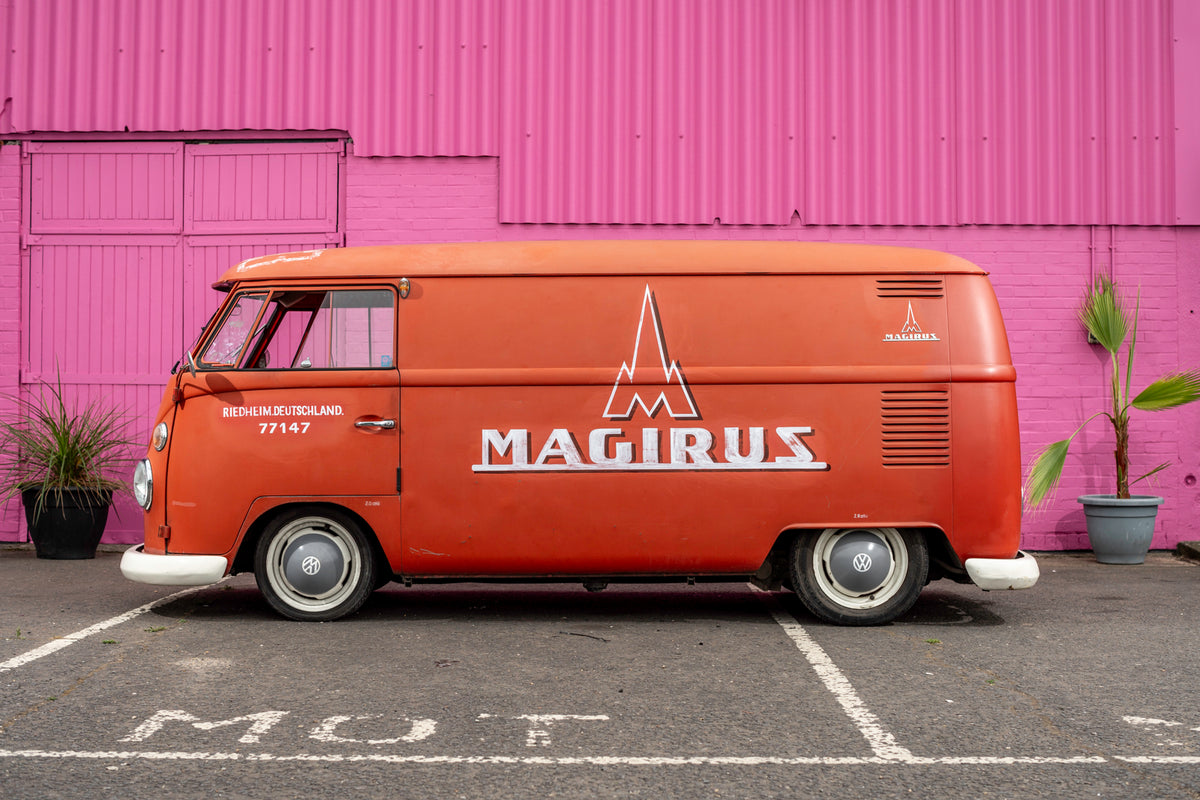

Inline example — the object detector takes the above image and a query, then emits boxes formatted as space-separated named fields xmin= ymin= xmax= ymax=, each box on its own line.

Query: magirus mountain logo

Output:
xmin=884 ymin=302 xmax=939 ymax=342
xmin=603 ymin=286 xmax=699 ymax=421
xmin=472 ymin=285 xmax=828 ymax=473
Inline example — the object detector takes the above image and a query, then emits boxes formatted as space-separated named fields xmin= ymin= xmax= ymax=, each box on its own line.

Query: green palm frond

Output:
xmin=1024 ymin=438 xmax=1073 ymax=510
xmin=1078 ymin=275 xmax=1127 ymax=355
xmin=1131 ymin=370 xmax=1200 ymax=411
xmin=1131 ymin=462 xmax=1170 ymax=487
xmin=1024 ymin=409 xmax=1110 ymax=510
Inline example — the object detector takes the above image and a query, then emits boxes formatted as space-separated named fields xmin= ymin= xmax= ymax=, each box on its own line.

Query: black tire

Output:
xmin=254 ymin=508 xmax=376 ymax=621
xmin=789 ymin=527 xmax=928 ymax=626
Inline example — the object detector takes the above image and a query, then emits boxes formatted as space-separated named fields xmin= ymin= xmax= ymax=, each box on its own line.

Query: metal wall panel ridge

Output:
xmin=499 ymin=0 xmax=1176 ymax=225
xmin=2 ymin=0 xmax=499 ymax=157
xmin=501 ymin=0 xmax=799 ymax=225
xmin=800 ymin=0 xmax=958 ymax=225
xmin=0 ymin=0 xmax=1181 ymax=225
xmin=956 ymin=0 xmax=1172 ymax=225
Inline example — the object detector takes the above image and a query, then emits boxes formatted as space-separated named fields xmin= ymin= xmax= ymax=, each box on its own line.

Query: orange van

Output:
xmin=120 ymin=241 xmax=1038 ymax=625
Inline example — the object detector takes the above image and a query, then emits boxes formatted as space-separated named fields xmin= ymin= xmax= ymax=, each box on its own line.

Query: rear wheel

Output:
xmin=254 ymin=508 xmax=376 ymax=621
xmin=789 ymin=527 xmax=927 ymax=626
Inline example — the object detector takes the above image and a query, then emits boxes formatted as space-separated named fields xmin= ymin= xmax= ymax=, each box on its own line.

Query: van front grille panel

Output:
xmin=876 ymin=278 xmax=945 ymax=298
xmin=881 ymin=389 xmax=951 ymax=467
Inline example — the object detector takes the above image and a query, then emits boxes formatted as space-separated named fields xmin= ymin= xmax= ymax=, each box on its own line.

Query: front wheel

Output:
xmin=254 ymin=508 xmax=376 ymax=621
xmin=789 ymin=527 xmax=928 ymax=626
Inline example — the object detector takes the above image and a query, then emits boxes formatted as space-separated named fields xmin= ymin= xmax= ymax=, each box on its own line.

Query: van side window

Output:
xmin=245 ymin=289 xmax=395 ymax=370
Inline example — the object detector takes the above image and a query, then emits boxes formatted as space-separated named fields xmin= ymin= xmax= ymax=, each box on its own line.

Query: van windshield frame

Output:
xmin=197 ymin=286 xmax=397 ymax=372
xmin=197 ymin=292 xmax=271 ymax=369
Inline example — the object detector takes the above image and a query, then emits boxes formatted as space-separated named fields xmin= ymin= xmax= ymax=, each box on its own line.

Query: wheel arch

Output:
xmin=754 ymin=524 xmax=953 ymax=591
xmin=231 ymin=500 xmax=389 ymax=579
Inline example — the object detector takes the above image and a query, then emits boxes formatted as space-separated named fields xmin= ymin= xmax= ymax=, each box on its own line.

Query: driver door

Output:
xmin=164 ymin=286 xmax=400 ymax=558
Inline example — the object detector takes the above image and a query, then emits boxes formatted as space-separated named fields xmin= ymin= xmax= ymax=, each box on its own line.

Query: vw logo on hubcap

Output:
xmin=852 ymin=552 xmax=873 ymax=573
xmin=301 ymin=555 xmax=322 ymax=575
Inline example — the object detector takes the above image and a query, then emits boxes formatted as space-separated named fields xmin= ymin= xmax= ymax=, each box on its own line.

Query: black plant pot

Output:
xmin=21 ymin=487 xmax=113 ymax=560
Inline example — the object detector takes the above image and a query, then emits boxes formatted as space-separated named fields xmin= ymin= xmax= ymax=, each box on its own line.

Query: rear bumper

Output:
xmin=964 ymin=550 xmax=1039 ymax=590
xmin=120 ymin=545 xmax=229 ymax=586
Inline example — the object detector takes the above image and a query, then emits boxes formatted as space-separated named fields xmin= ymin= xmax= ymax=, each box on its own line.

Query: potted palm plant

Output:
xmin=0 ymin=374 xmax=131 ymax=559
xmin=1025 ymin=275 xmax=1200 ymax=563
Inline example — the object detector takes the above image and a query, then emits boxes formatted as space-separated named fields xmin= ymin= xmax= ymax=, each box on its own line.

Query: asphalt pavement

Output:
xmin=2 ymin=545 xmax=1199 ymax=799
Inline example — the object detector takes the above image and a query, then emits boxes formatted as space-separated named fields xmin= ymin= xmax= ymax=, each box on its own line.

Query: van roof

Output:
xmin=216 ymin=240 xmax=984 ymax=288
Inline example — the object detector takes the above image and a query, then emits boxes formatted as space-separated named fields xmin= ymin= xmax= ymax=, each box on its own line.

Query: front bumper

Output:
xmin=964 ymin=550 xmax=1039 ymax=590
xmin=120 ymin=545 xmax=229 ymax=586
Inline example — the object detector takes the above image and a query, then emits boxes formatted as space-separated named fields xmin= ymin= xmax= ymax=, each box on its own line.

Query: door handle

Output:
xmin=355 ymin=419 xmax=396 ymax=430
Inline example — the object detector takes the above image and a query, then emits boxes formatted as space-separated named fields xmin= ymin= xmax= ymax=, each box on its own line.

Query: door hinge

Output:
xmin=396 ymin=468 xmax=402 ymax=493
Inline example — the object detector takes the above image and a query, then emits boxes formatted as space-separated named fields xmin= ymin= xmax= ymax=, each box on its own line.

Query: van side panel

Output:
xmin=395 ymin=273 xmax=963 ymax=577
xmin=946 ymin=275 xmax=1023 ymax=559
xmin=399 ymin=383 xmax=956 ymax=575
xmin=949 ymin=382 xmax=1023 ymax=558
xmin=395 ymin=275 xmax=953 ymax=376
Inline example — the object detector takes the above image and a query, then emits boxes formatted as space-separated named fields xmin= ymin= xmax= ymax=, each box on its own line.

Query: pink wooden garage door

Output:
xmin=21 ymin=140 xmax=344 ymax=543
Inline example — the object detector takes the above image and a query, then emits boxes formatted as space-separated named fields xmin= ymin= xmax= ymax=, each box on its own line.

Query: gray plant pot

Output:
xmin=1077 ymin=494 xmax=1164 ymax=565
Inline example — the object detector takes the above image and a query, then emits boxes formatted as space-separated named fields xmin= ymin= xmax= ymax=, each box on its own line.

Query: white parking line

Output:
xmin=0 ymin=582 xmax=223 ymax=673
xmin=753 ymin=589 xmax=914 ymax=761
xmin=5 ymin=748 xmax=1193 ymax=766
xmin=0 ymin=748 xmax=1137 ymax=765
xmin=3 ymin=584 xmax=1196 ymax=768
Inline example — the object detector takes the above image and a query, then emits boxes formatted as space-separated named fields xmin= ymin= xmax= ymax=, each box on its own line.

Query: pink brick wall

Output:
xmin=1175 ymin=229 xmax=1200 ymax=542
xmin=347 ymin=156 xmax=504 ymax=246
xmin=0 ymin=143 xmax=24 ymax=539
xmin=346 ymin=154 xmax=1200 ymax=552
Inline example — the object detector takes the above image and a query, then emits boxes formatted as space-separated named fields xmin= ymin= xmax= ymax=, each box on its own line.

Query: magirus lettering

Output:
xmin=472 ymin=285 xmax=831 ymax=475
xmin=473 ymin=426 xmax=828 ymax=472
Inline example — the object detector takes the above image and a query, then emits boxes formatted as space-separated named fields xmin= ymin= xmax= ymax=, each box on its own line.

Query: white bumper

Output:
xmin=964 ymin=550 xmax=1039 ymax=590
xmin=120 ymin=545 xmax=229 ymax=586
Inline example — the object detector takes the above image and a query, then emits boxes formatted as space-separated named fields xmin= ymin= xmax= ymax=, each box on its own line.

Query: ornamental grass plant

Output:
xmin=0 ymin=373 xmax=132 ymax=520
xmin=1025 ymin=275 xmax=1200 ymax=508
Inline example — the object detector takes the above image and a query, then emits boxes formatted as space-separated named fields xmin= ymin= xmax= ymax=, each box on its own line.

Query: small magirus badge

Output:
xmin=884 ymin=302 xmax=939 ymax=342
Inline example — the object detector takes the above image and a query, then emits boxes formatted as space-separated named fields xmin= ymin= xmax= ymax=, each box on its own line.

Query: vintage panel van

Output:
xmin=121 ymin=241 xmax=1038 ymax=625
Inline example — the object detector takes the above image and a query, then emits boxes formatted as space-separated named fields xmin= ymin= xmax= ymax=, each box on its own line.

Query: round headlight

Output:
xmin=133 ymin=459 xmax=153 ymax=510
xmin=151 ymin=422 xmax=169 ymax=451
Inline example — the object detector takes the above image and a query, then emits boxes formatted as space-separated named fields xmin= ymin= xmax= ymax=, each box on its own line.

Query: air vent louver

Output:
xmin=876 ymin=278 xmax=945 ymax=298
xmin=882 ymin=390 xmax=950 ymax=468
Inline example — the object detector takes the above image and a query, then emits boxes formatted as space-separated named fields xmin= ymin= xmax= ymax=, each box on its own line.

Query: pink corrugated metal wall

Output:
xmin=955 ymin=0 xmax=1173 ymax=224
xmin=0 ymin=0 xmax=498 ymax=156
xmin=504 ymin=0 xmax=1174 ymax=224
xmin=0 ymin=0 xmax=1183 ymax=225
